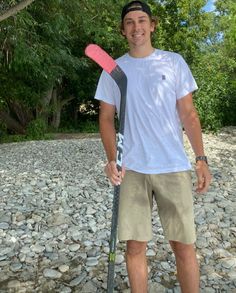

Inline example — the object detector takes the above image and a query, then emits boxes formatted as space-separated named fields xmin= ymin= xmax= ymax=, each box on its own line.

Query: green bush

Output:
xmin=77 ymin=119 xmax=99 ymax=133
xmin=192 ymin=53 xmax=231 ymax=132
xmin=0 ymin=122 xmax=7 ymax=142
xmin=26 ymin=118 xmax=47 ymax=140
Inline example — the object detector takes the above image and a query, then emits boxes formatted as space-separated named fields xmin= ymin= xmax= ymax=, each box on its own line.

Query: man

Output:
xmin=94 ymin=1 xmax=212 ymax=292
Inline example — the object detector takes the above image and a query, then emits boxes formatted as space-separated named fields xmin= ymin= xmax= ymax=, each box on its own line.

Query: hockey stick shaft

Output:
xmin=107 ymin=69 xmax=126 ymax=293
xmin=85 ymin=44 xmax=127 ymax=292
xmin=107 ymin=73 xmax=126 ymax=291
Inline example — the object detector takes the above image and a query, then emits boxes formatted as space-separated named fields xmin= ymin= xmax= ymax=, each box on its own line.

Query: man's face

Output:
xmin=121 ymin=10 xmax=155 ymax=48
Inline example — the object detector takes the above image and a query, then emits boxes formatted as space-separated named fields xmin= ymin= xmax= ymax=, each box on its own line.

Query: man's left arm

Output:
xmin=177 ymin=93 xmax=212 ymax=193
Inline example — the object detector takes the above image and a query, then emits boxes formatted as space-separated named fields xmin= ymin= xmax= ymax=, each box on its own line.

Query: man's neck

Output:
xmin=128 ymin=45 xmax=155 ymax=58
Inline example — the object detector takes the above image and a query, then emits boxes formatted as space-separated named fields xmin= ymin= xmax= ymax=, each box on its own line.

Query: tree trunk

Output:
xmin=8 ymin=101 xmax=33 ymax=127
xmin=51 ymin=91 xmax=61 ymax=130
xmin=37 ymin=86 xmax=54 ymax=124
xmin=0 ymin=110 xmax=26 ymax=134
xmin=0 ymin=0 xmax=35 ymax=22
xmin=50 ymin=94 xmax=75 ymax=130
xmin=51 ymin=109 xmax=61 ymax=130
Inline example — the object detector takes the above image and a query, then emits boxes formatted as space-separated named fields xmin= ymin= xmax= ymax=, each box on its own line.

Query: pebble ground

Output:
xmin=0 ymin=127 xmax=235 ymax=292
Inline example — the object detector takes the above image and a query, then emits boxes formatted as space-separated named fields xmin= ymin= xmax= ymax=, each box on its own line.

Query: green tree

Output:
xmin=0 ymin=0 xmax=127 ymax=135
xmin=214 ymin=0 xmax=236 ymax=125
xmin=0 ymin=0 xmax=235 ymax=136
xmin=191 ymin=0 xmax=236 ymax=130
xmin=0 ymin=0 xmax=86 ymax=133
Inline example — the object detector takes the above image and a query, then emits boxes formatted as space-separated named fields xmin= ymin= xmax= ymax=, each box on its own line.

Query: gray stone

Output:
xmin=86 ymin=257 xmax=99 ymax=267
xmin=196 ymin=237 xmax=208 ymax=249
xmin=0 ymin=222 xmax=10 ymax=229
xmin=46 ymin=213 xmax=71 ymax=226
xmin=81 ymin=281 xmax=97 ymax=292
xmin=221 ymin=258 xmax=236 ymax=269
xmin=87 ymin=248 xmax=99 ymax=257
xmin=148 ymin=282 xmax=166 ymax=293
xmin=60 ymin=286 xmax=72 ymax=293
xmin=147 ymin=249 xmax=156 ymax=257
xmin=161 ymin=261 xmax=171 ymax=270
xmin=69 ymin=272 xmax=87 ymax=287
xmin=228 ymin=271 xmax=236 ymax=280
xmin=30 ymin=244 xmax=45 ymax=253
xmin=116 ymin=254 xmax=125 ymax=264
xmin=0 ymin=247 xmax=13 ymax=256
xmin=58 ymin=264 xmax=70 ymax=273
xmin=43 ymin=268 xmax=62 ymax=279
xmin=10 ymin=262 xmax=23 ymax=272
xmin=7 ymin=280 xmax=21 ymax=289
xmin=69 ymin=243 xmax=80 ymax=252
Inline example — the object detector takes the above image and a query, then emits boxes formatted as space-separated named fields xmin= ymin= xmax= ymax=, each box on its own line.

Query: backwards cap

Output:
xmin=121 ymin=1 xmax=152 ymax=21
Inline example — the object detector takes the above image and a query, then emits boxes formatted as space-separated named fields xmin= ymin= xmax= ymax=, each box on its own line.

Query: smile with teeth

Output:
xmin=132 ymin=32 xmax=144 ymax=38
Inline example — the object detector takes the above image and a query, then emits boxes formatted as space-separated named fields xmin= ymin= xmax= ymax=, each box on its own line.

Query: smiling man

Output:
xmin=94 ymin=1 xmax=211 ymax=292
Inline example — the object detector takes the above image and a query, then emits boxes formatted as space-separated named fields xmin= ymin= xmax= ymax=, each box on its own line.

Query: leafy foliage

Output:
xmin=0 ymin=0 xmax=235 ymax=138
xmin=26 ymin=118 xmax=47 ymax=139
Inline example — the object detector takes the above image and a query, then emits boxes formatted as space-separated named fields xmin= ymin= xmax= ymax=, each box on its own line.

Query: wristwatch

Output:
xmin=195 ymin=156 xmax=208 ymax=164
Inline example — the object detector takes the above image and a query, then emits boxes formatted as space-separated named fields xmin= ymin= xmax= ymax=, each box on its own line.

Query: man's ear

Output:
xmin=151 ymin=17 xmax=158 ymax=32
xmin=121 ymin=30 xmax=126 ymax=36
xmin=120 ymin=24 xmax=126 ymax=37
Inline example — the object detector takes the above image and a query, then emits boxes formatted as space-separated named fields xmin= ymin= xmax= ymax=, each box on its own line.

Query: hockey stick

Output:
xmin=85 ymin=44 xmax=127 ymax=293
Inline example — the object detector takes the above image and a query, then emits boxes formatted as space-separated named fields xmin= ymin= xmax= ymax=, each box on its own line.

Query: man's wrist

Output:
xmin=195 ymin=156 xmax=208 ymax=165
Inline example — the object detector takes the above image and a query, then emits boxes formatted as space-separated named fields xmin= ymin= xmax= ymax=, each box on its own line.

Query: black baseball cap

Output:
xmin=121 ymin=1 xmax=152 ymax=21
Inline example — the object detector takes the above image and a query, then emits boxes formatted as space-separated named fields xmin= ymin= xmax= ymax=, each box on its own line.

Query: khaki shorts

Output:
xmin=118 ymin=170 xmax=196 ymax=244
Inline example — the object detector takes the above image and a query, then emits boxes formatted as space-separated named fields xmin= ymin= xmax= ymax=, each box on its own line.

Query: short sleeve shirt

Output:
xmin=95 ymin=49 xmax=198 ymax=174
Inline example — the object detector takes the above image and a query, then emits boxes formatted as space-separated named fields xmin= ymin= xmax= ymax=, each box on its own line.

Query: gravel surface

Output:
xmin=0 ymin=127 xmax=235 ymax=292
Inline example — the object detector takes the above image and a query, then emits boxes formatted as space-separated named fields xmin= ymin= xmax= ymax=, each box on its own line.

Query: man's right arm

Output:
xmin=99 ymin=101 xmax=124 ymax=185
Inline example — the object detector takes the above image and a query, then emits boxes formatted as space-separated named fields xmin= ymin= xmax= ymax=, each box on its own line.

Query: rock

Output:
xmin=0 ymin=247 xmax=13 ymax=256
xmin=220 ymin=258 xmax=236 ymax=269
xmin=81 ymin=281 xmax=97 ymax=292
xmin=10 ymin=262 xmax=23 ymax=272
xmin=116 ymin=254 xmax=125 ymax=264
xmin=58 ymin=264 xmax=70 ymax=273
xmin=161 ymin=261 xmax=171 ymax=270
xmin=149 ymin=282 xmax=166 ymax=293
xmin=43 ymin=268 xmax=62 ymax=279
xmin=7 ymin=280 xmax=21 ymax=289
xmin=86 ymin=257 xmax=99 ymax=267
xmin=69 ymin=243 xmax=80 ymax=252
xmin=196 ymin=237 xmax=208 ymax=249
xmin=46 ymin=213 xmax=71 ymax=226
xmin=30 ymin=244 xmax=45 ymax=253
xmin=69 ymin=272 xmax=87 ymax=287
xmin=0 ymin=222 xmax=10 ymax=229
xmin=147 ymin=249 xmax=156 ymax=257
xmin=60 ymin=286 xmax=72 ymax=293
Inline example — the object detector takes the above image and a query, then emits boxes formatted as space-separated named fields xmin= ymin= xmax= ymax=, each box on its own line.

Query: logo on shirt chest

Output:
xmin=162 ymin=75 xmax=166 ymax=80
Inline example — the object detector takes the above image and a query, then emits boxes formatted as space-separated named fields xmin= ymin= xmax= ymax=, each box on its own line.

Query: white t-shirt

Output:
xmin=95 ymin=49 xmax=198 ymax=174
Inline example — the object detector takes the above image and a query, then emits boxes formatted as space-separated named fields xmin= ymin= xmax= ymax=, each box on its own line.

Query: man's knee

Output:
xmin=169 ymin=240 xmax=196 ymax=260
xmin=126 ymin=240 xmax=147 ymax=257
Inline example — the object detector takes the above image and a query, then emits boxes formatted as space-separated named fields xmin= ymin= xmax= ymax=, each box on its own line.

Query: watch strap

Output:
xmin=196 ymin=156 xmax=208 ymax=164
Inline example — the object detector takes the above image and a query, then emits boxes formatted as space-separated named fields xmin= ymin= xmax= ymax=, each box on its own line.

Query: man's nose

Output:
xmin=133 ymin=21 xmax=141 ymax=31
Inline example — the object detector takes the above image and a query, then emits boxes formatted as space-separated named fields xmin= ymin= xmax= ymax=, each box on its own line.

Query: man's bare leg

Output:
xmin=170 ymin=241 xmax=200 ymax=293
xmin=126 ymin=240 xmax=148 ymax=293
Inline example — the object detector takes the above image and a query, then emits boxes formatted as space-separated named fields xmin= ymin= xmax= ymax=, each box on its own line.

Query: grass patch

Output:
xmin=0 ymin=133 xmax=53 ymax=144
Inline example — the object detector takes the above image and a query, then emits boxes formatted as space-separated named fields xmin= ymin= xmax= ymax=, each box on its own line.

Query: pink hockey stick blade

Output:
xmin=85 ymin=44 xmax=117 ymax=74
